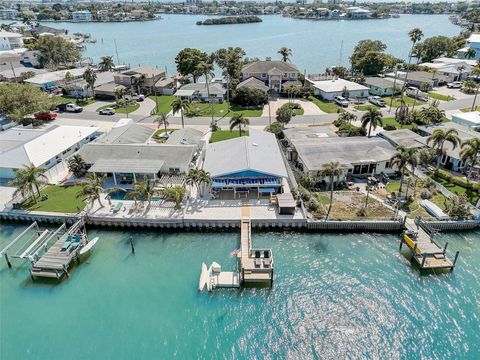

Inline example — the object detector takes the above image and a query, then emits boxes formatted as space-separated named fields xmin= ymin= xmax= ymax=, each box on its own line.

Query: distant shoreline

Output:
xmin=196 ymin=16 xmax=263 ymax=26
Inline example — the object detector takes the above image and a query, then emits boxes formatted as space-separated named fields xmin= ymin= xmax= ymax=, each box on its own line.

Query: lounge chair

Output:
xmin=60 ymin=235 xmax=73 ymax=252
xmin=263 ymin=258 xmax=272 ymax=268
xmin=112 ymin=202 xmax=123 ymax=213
xmin=70 ymin=234 xmax=82 ymax=251
xmin=254 ymin=258 xmax=262 ymax=268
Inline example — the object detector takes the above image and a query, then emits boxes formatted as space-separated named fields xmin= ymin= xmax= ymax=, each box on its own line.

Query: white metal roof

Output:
xmin=452 ymin=111 xmax=480 ymax=125
xmin=203 ymin=128 xmax=288 ymax=178
xmin=467 ymin=33 xmax=480 ymax=44
xmin=307 ymin=78 xmax=369 ymax=93
xmin=24 ymin=67 xmax=87 ymax=85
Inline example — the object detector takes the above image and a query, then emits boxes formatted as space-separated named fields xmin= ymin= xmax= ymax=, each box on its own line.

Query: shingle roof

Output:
xmin=236 ymin=77 xmax=269 ymax=92
xmin=180 ymin=82 xmax=226 ymax=95
xmin=203 ymin=128 xmax=288 ymax=178
xmin=379 ymin=129 xmax=427 ymax=149
xmin=94 ymin=121 xmax=153 ymax=144
xmin=165 ymin=128 xmax=204 ymax=146
xmin=241 ymin=60 xmax=298 ymax=74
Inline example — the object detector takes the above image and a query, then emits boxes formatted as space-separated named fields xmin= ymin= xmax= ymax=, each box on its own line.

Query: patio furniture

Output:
xmin=263 ymin=258 xmax=272 ymax=268
xmin=60 ymin=235 xmax=73 ymax=252
xmin=254 ymin=258 xmax=262 ymax=268
xmin=112 ymin=202 xmax=123 ymax=213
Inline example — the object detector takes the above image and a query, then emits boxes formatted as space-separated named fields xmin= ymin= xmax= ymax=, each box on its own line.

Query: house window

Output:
xmin=353 ymin=165 xmax=361 ymax=174
xmin=385 ymin=162 xmax=390 ymax=169
xmin=283 ymin=73 xmax=288 ymax=78
xmin=291 ymin=73 xmax=296 ymax=78
xmin=261 ymin=73 xmax=267 ymax=78
xmin=169 ymin=167 xmax=180 ymax=174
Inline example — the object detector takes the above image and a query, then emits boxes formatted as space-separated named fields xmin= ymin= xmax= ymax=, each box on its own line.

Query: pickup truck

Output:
xmin=56 ymin=103 xmax=83 ymax=113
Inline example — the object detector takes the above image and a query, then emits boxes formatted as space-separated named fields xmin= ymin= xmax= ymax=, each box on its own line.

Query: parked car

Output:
xmin=334 ymin=96 xmax=349 ymax=107
xmin=368 ymin=96 xmax=386 ymax=107
xmin=99 ymin=108 xmax=116 ymax=115
xmin=447 ymin=81 xmax=463 ymax=89
xmin=34 ymin=111 xmax=57 ymax=120
xmin=405 ymin=86 xmax=428 ymax=102
xmin=124 ymin=93 xmax=145 ymax=102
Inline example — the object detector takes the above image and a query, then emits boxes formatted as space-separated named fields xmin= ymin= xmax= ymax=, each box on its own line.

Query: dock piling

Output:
xmin=4 ymin=253 xmax=12 ymax=268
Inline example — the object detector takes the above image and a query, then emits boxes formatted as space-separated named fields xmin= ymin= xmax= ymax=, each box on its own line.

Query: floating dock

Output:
xmin=400 ymin=217 xmax=459 ymax=272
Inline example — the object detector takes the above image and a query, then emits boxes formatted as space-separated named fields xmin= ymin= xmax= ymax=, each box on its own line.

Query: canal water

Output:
xmin=1 ymin=223 xmax=479 ymax=359
xmin=1 ymin=14 xmax=461 ymax=74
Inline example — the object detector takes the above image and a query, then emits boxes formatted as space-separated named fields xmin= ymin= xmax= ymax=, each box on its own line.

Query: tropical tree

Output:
xmin=76 ymin=173 xmax=106 ymax=208
xmin=460 ymin=138 xmax=480 ymax=178
xmin=419 ymin=103 xmax=445 ymax=125
xmin=463 ymin=79 xmax=477 ymax=94
xmin=404 ymin=28 xmax=424 ymax=90
xmin=83 ymin=67 xmax=97 ymax=98
xmin=0 ymin=83 xmax=51 ymax=123
xmin=162 ymin=186 xmax=187 ymax=210
xmin=427 ymin=128 xmax=461 ymax=169
xmin=278 ymin=47 xmax=292 ymax=62
xmin=126 ymin=176 xmax=157 ymax=209
xmin=135 ymin=74 xmax=147 ymax=94
xmin=98 ymin=56 xmax=115 ymax=72
xmin=229 ymin=113 xmax=250 ymax=136
xmin=284 ymin=84 xmax=300 ymax=103
xmin=361 ymin=107 xmax=383 ymax=137
xmin=465 ymin=48 xmax=476 ymax=60
xmin=175 ymin=48 xmax=210 ymax=82
xmin=186 ymin=169 xmax=211 ymax=197
xmin=154 ymin=112 xmax=170 ymax=133
xmin=30 ymin=35 xmax=81 ymax=69
xmin=171 ymin=98 xmax=190 ymax=129
xmin=213 ymin=47 xmax=246 ymax=99
xmin=9 ymin=164 xmax=47 ymax=204
xmin=196 ymin=61 xmax=215 ymax=126
xmin=276 ymin=103 xmax=293 ymax=126
xmin=338 ymin=110 xmax=357 ymax=124
xmin=319 ymin=161 xmax=342 ymax=220
xmin=395 ymin=98 xmax=409 ymax=127
xmin=390 ymin=146 xmax=417 ymax=195
xmin=67 ymin=154 xmax=88 ymax=178
xmin=64 ymin=71 xmax=74 ymax=89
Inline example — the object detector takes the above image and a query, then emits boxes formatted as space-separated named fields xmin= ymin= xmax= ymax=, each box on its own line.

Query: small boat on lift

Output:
xmin=198 ymin=262 xmax=208 ymax=291
xmin=79 ymin=237 xmax=99 ymax=259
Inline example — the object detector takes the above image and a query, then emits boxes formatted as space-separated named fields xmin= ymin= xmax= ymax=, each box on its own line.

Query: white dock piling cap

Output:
xmin=211 ymin=262 xmax=222 ymax=273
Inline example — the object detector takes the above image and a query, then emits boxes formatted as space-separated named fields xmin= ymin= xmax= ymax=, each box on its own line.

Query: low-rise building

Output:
xmin=175 ymin=82 xmax=227 ymax=103
xmin=0 ymin=30 xmax=23 ymax=51
xmin=30 ymin=25 xmax=68 ymax=37
xmin=457 ymin=33 xmax=480 ymax=60
xmin=0 ymin=9 xmax=18 ymax=20
xmin=378 ymin=129 xmax=427 ymax=149
xmin=364 ymin=77 xmax=402 ymax=96
xmin=451 ymin=111 xmax=480 ymax=130
xmin=419 ymin=57 xmax=474 ymax=82
xmin=114 ymin=66 xmax=167 ymax=94
xmin=0 ymin=66 xmax=47 ymax=83
xmin=385 ymin=70 xmax=449 ymax=90
xmin=306 ymin=77 xmax=369 ymax=100
xmin=24 ymin=68 xmax=86 ymax=89
xmin=240 ymin=59 xmax=299 ymax=92
xmin=0 ymin=125 xmax=99 ymax=179
xmin=72 ymin=11 xmax=93 ymax=22
xmin=347 ymin=7 xmax=370 ymax=19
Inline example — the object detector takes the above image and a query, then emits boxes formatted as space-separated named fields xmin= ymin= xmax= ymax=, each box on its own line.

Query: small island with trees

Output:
xmin=196 ymin=16 xmax=262 ymax=26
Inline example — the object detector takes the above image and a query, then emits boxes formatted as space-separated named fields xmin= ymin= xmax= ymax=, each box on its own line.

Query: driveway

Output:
xmin=131 ymin=97 xmax=157 ymax=117
xmin=262 ymin=98 xmax=326 ymax=117
xmin=431 ymin=86 xmax=473 ymax=100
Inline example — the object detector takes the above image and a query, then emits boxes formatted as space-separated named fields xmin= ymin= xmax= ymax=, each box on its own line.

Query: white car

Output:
xmin=124 ymin=94 xmax=145 ymax=102
xmin=99 ymin=108 xmax=116 ymax=115
xmin=405 ymin=87 xmax=428 ymax=102
xmin=334 ymin=96 xmax=349 ymax=107
xmin=447 ymin=81 xmax=462 ymax=89
xmin=368 ymin=96 xmax=386 ymax=107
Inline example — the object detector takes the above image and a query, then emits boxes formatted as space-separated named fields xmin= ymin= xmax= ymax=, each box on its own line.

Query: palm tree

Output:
xmin=361 ymin=107 xmax=383 ymax=137
xmin=83 ymin=67 xmax=97 ymax=99
xmin=126 ymin=176 xmax=157 ymax=209
xmin=319 ymin=161 xmax=342 ymax=220
xmin=135 ymin=74 xmax=147 ymax=94
xmin=470 ymin=63 xmax=480 ymax=111
xmin=427 ymin=128 xmax=461 ymax=169
xmin=186 ymin=169 xmax=211 ymax=197
xmin=465 ymin=48 xmax=476 ymax=60
xmin=186 ymin=168 xmax=200 ymax=191
xmin=460 ymin=138 xmax=480 ymax=178
xmin=395 ymin=98 xmax=409 ymax=127
xmin=196 ymin=61 xmax=215 ymax=126
xmin=67 ymin=154 xmax=88 ymax=178
xmin=171 ymin=98 xmax=190 ymax=129
xmin=76 ymin=173 xmax=106 ymax=208
xmin=154 ymin=112 xmax=170 ymax=133
xmin=197 ymin=170 xmax=211 ymax=197
xmin=419 ymin=103 xmax=445 ymax=125
xmin=338 ymin=110 xmax=357 ymax=124
xmin=98 ymin=56 xmax=114 ymax=72
xmin=9 ymin=164 xmax=47 ymax=204
xmin=390 ymin=146 xmax=417 ymax=195
xmin=278 ymin=47 xmax=292 ymax=62
xmin=404 ymin=28 xmax=424 ymax=90
xmin=229 ymin=113 xmax=250 ymax=136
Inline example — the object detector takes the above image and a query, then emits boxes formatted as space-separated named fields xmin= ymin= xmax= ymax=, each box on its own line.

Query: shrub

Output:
xmin=232 ymin=87 xmax=268 ymax=107
xmin=434 ymin=169 xmax=480 ymax=192
xmin=420 ymin=189 xmax=432 ymax=200
xmin=298 ymin=185 xmax=311 ymax=201
xmin=276 ymin=103 xmax=293 ymax=125
xmin=307 ymin=197 xmax=319 ymax=212
xmin=356 ymin=208 xmax=367 ymax=217
xmin=383 ymin=124 xmax=397 ymax=131
xmin=265 ymin=121 xmax=284 ymax=138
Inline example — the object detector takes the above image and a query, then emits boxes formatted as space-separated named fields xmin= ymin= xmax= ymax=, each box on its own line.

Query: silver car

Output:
xmin=99 ymin=108 xmax=116 ymax=115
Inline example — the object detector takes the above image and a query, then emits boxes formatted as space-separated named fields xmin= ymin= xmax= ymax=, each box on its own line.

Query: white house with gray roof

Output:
xmin=306 ymin=77 xmax=369 ymax=100
xmin=240 ymin=59 xmax=300 ymax=92
xmin=175 ymin=82 xmax=226 ymax=103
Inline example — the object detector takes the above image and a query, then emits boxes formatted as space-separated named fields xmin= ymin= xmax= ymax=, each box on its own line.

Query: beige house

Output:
xmin=240 ymin=59 xmax=300 ymax=92
xmin=113 ymin=67 xmax=175 ymax=95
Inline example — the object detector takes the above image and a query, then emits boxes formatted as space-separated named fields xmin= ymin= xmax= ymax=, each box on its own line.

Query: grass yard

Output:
xmin=52 ymin=95 xmax=96 ymax=107
xmin=355 ymin=104 xmax=378 ymax=111
xmin=22 ymin=185 xmax=86 ymax=213
xmin=229 ymin=104 xmax=263 ymax=117
xmin=383 ymin=96 xmax=427 ymax=108
xmin=460 ymin=106 xmax=480 ymax=112
xmin=429 ymin=173 xmax=480 ymax=205
xmin=210 ymin=130 xmax=249 ymax=143
xmin=186 ymin=102 xmax=262 ymax=117
xmin=294 ymin=106 xmax=304 ymax=116
xmin=382 ymin=117 xmax=415 ymax=130
xmin=428 ymin=92 xmax=455 ymax=101
xmin=97 ymin=103 xmax=140 ymax=114
xmin=149 ymin=95 xmax=176 ymax=114
xmin=308 ymin=96 xmax=339 ymax=113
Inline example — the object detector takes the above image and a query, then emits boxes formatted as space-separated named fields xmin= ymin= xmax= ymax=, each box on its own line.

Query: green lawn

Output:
xmin=382 ymin=117 xmax=414 ymax=130
xmin=210 ymin=130 xmax=249 ymax=143
xmin=149 ymin=95 xmax=176 ymax=114
xmin=229 ymin=104 xmax=263 ymax=117
xmin=186 ymin=102 xmax=262 ymax=117
xmin=460 ymin=106 xmax=480 ymax=112
xmin=428 ymin=92 xmax=454 ymax=101
xmin=355 ymin=104 xmax=378 ymax=111
xmin=294 ymin=107 xmax=304 ymax=116
xmin=22 ymin=185 xmax=85 ymax=213
xmin=97 ymin=103 xmax=140 ymax=114
xmin=383 ymin=96 xmax=427 ymax=108
xmin=52 ymin=96 xmax=96 ymax=107
xmin=308 ymin=96 xmax=339 ymax=113
xmin=429 ymin=173 xmax=480 ymax=205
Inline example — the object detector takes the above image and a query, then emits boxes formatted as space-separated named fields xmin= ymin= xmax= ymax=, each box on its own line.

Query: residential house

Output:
xmin=347 ymin=7 xmax=370 ymax=19
xmin=236 ymin=77 xmax=269 ymax=92
xmin=114 ymin=66 xmax=167 ymax=94
xmin=64 ymin=71 xmax=115 ymax=98
xmin=451 ymin=111 xmax=480 ymax=130
xmin=418 ymin=122 xmax=480 ymax=171
xmin=378 ymin=129 xmax=427 ymax=150
xmin=457 ymin=33 xmax=480 ymax=60
xmin=0 ymin=9 xmax=18 ymax=19
xmin=385 ymin=70 xmax=449 ymax=90
xmin=419 ymin=57 xmax=474 ymax=82
xmin=0 ymin=125 xmax=99 ymax=179
xmin=175 ymin=82 xmax=227 ymax=103
xmin=240 ymin=59 xmax=300 ymax=92
xmin=30 ymin=25 xmax=68 ymax=37
xmin=306 ymin=77 xmax=369 ymax=100
xmin=72 ymin=11 xmax=93 ymax=22
xmin=96 ymin=10 xmax=110 ymax=21
xmin=0 ymin=66 xmax=47 ymax=83
xmin=0 ymin=30 xmax=23 ymax=51
xmin=203 ymin=128 xmax=288 ymax=199
xmin=364 ymin=77 xmax=402 ymax=96
xmin=24 ymin=68 xmax=86 ymax=89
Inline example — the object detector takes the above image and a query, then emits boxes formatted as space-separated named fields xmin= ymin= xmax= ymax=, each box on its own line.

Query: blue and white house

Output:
xmin=72 ymin=11 xmax=93 ymax=22
xmin=458 ymin=33 xmax=480 ymax=59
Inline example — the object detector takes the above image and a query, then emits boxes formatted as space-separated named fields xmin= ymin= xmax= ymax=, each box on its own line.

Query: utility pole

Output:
xmin=389 ymin=64 xmax=399 ymax=113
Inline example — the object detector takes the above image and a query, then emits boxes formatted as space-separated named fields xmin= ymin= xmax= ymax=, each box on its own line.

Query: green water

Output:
xmin=1 ymin=223 xmax=479 ymax=359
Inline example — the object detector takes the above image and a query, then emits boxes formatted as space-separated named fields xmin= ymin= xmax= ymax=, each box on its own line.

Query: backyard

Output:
xmin=22 ymin=185 xmax=86 ymax=213
xmin=428 ymin=172 xmax=480 ymax=205
xmin=210 ymin=130 xmax=249 ymax=143
xmin=185 ymin=102 xmax=262 ymax=117
xmin=149 ymin=95 xmax=176 ymax=114
xmin=308 ymin=96 xmax=339 ymax=113
xmin=428 ymin=92 xmax=455 ymax=101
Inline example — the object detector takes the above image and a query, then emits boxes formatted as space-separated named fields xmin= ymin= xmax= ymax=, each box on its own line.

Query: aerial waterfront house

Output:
xmin=451 ymin=111 xmax=480 ymax=130
xmin=0 ymin=8 xmax=18 ymax=19
xmin=306 ymin=77 xmax=369 ymax=100
xmin=24 ymin=68 xmax=86 ymax=90
xmin=378 ymin=129 xmax=427 ymax=150
xmin=418 ymin=122 xmax=480 ymax=171
xmin=346 ymin=7 xmax=370 ymax=19
xmin=236 ymin=77 xmax=270 ymax=93
xmin=240 ymin=59 xmax=300 ymax=92
xmin=0 ymin=66 xmax=46 ymax=83
xmin=175 ymin=82 xmax=227 ymax=103
xmin=113 ymin=66 xmax=172 ymax=94
xmin=0 ymin=125 xmax=99 ymax=179
xmin=364 ymin=77 xmax=402 ymax=97
xmin=0 ymin=30 xmax=23 ymax=52
xmin=457 ymin=33 xmax=480 ymax=59
xmin=419 ymin=57 xmax=475 ymax=82
xmin=72 ymin=11 xmax=93 ymax=22
xmin=283 ymin=126 xmax=397 ymax=183
xmin=203 ymin=128 xmax=288 ymax=199
xmin=385 ymin=70 xmax=449 ymax=90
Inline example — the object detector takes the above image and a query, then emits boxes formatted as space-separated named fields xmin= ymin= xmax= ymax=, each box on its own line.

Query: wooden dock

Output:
xmin=400 ymin=217 xmax=459 ymax=272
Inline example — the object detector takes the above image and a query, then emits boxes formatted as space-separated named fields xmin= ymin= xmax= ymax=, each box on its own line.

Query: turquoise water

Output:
xmin=10 ymin=14 xmax=460 ymax=74
xmin=1 ymin=223 xmax=479 ymax=359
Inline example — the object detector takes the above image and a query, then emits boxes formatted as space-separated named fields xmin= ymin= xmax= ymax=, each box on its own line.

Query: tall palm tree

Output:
xmin=404 ymin=28 xmax=424 ymax=91
xmin=76 ymin=173 xmax=106 ymax=208
xmin=338 ymin=110 xmax=357 ymax=124
xmin=278 ymin=47 xmax=292 ymax=62
xmin=197 ymin=170 xmax=211 ymax=197
xmin=196 ymin=61 xmax=215 ymax=126
xmin=460 ymin=138 xmax=480 ymax=178
xmin=229 ymin=113 xmax=250 ymax=136
xmin=390 ymin=147 xmax=414 ymax=196
xmin=319 ymin=161 xmax=342 ymax=220
xmin=171 ymin=98 xmax=190 ymax=129
xmin=135 ymin=74 xmax=147 ymax=94
xmin=154 ymin=112 xmax=170 ymax=133
xmin=186 ymin=168 xmax=200 ymax=191
xmin=465 ymin=48 xmax=476 ymax=60
xmin=427 ymin=128 xmax=461 ymax=169
xmin=361 ymin=107 xmax=383 ymax=137
xmin=98 ymin=56 xmax=114 ymax=72
xmin=470 ymin=62 xmax=480 ymax=111
xmin=419 ymin=103 xmax=445 ymax=125
xmin=126 ymin=176 xmax=157 ymax=209
xmin=83 ymin=67 xmax=97 ymax=98
xmin=67 ymin=154 xmax=88 ymax=178
xmin=9 ymin=164 xmax=47 ymax=204
xmin=395 ymin=98 xmax=409 ymax=127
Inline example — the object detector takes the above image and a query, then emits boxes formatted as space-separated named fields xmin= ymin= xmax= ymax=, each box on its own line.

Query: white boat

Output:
xmin=206 ymin=265 xmax=213 ymax=292
xmin=198 ymin=262 xmax=208 ymax=291
xmin=79 ymin=237 xmax=99 ymax=257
